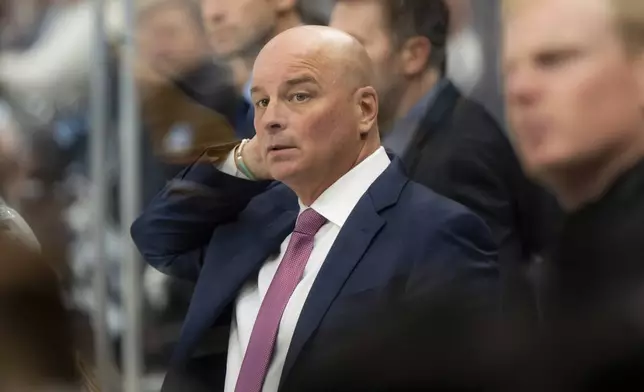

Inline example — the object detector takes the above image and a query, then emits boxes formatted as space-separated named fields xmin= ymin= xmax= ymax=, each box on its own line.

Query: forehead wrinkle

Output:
xmin=252 ymin=60 xmax=324 ymax=95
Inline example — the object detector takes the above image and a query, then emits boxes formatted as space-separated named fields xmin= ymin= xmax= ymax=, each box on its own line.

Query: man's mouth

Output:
xmin=268 ymin=145 xmax=295 ymax=152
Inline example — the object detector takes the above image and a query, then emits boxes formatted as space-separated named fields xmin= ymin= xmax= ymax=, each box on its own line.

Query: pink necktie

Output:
xmin=234 ymin=208 xmax=327 ymax=392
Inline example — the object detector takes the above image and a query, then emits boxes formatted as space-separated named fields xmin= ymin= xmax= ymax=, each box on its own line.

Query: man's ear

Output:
xmin=399 ymin=36 xmax=432 ymax=76
xmin=272 ymin=0 xmax=298 ymax=13
xmin=355 ymin=86 xmax=379 ymax=136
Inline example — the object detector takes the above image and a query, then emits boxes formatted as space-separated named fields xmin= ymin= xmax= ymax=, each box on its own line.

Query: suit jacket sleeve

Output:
xmin=408 ymin=207 xmax=501 ymax=313
xmin=130 ymin=155 xmax=271 ymax=282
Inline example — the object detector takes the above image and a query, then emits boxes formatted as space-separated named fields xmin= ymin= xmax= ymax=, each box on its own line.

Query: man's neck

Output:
xmin=292 ymin=139 xmax=381 ymax=206
xmin=393 ymin=68 xmax=441 ymax=120
xmin=550 ymin=138 xmax=644 ymax=212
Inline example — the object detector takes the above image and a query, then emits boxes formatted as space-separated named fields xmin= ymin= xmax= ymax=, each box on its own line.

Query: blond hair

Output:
xmin=501 ymin=0 xmax=644 ymax=52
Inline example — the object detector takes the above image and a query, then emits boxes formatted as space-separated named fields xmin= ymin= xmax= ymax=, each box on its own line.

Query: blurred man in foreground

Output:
xmin=504 ymin=0 xmax=644 ymax=389
xmin=330 ymin=0 xmax=556 ymax=320
xmin=132 ymin=25 xmax=499 ymax=392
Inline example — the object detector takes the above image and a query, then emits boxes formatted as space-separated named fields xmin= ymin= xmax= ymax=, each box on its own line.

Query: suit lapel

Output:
xmin=280 ymin=158 xmax=409 ymax=385
xmin=279 ymin=199 xmax=385 ymax=384
xmin=173 ymin=207 xmax=298 ymax=363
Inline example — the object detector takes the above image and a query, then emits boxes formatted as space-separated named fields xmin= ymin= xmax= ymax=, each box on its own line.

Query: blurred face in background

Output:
xmin=138 ymin=2 xmax=209 ymax=76
xmin=201 ymin=0 xmax=281 ymax=59
xmin=330 ymin=1 xmax=404 ymax=124
xmin=504 ymin=0 xmax=644 ymax=182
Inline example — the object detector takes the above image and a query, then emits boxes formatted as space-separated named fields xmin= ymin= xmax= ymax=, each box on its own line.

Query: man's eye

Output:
xmin=255 ymin=98 xmax=269 ymax=108
xmin=291 ymin=93 xmax=310 ymax=102
xmin=537 ymin=50 xmax=579 ymax=68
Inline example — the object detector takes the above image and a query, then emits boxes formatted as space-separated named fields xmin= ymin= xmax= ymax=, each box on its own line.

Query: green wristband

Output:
xmin=236 ymin=155 xmax=257 ymax=180
xmin=235 ymin=139 xmax=258 ymax=180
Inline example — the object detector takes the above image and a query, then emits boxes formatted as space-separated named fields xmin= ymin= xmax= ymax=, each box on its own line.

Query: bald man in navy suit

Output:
xmin=132 ymin=26 xmax=500 ymax=392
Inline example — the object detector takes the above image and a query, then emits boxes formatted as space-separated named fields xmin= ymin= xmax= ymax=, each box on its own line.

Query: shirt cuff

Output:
xmin=216 ymin=150 xmax=251 ymax=180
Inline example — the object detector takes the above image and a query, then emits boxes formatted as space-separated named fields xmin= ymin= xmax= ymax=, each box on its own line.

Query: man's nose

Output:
xmin=202 ymin=0 xmax=226 ymax=24
xmin=258 ymin=101 xmax=287 ymax=134
xmin=505 ymin=66 xmax=542 ymax=107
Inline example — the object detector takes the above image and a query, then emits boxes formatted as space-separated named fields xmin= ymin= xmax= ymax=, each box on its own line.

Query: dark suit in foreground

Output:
xmin=131 ymin=152 xmax=500 ymax=391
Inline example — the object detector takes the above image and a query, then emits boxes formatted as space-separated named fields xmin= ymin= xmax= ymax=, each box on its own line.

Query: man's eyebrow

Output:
xmin=285 ymin=76 xmax=319 ymax=87
xmin=250 ymin=76 xmax=319 ymax=95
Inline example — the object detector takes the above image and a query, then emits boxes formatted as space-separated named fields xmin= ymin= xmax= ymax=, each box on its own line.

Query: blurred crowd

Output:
xmin=0 ymin=0 xmax=643 ymax=391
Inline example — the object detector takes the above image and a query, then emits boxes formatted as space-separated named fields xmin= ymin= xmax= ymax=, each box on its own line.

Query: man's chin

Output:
xmin=268 ymin=163 xmax=306 ymax=186
xmin=522 ymin=153 xmax=588 ymax=189
xmin=520 ymin=153 xmax=565 ymax=184
xmin=212 ymin=41 xmax=263 ymax=62
xmin=209 ymin=41 xmax=244 ymax=60
xmin=212 ymin=48 xmax=238 ymax=60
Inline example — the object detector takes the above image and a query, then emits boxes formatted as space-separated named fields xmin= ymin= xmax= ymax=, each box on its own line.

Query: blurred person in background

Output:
xmin=137 ymin=0 xmax=213 ymax=79
xmin=135 ymin=0 xmax=242 ymax=368
xmin=0 ymin=0 xmax=128 ymax=128
xmin=200 ymin=0 xmax=306 ymax=137
xmin=136 ymin=0 xmax=240 ymax=200
xmin=504 ymin=0 xmax=644 ymax=389
xmin=0 ymin=0 xmax=50 ymax=50
xmin=330 ymin=0 xmax=557 ymax=321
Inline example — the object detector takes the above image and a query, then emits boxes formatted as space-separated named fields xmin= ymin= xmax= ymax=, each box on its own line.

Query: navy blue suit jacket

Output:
xmin=131 ymin=153 xmax=500 ymax=391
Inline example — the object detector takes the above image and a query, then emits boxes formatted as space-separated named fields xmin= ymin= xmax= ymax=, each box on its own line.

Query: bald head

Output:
xmin=255 ymin=25 xmax=375 ymax=92
xmin=249 ymin=25 xmax=381 ymax=205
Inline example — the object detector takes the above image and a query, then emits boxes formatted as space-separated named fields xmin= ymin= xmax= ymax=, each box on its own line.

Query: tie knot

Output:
xmin=294 ymin=208 xmax=327 ymax=236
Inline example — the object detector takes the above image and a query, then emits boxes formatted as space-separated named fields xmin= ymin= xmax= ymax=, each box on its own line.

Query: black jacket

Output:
xmin=527 ymin=158 xmax=644 ymax=392
xmin=400 ymin=81 xmax=560 ymax=317
xmin=545 ymin=158 xmax=644 ymax=313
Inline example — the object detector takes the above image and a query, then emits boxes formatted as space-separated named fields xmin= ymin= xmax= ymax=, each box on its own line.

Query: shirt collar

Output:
xmin=298 ymin=147 xmax=391 ymax=228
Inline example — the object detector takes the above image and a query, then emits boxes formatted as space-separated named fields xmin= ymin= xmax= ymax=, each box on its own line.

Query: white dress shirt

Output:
xmin=218 ymin=147 xmax=390 ymax=392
